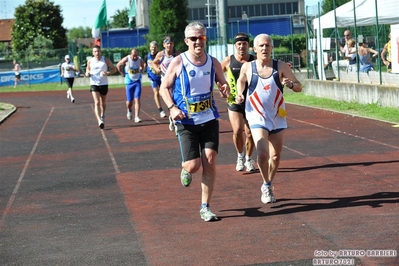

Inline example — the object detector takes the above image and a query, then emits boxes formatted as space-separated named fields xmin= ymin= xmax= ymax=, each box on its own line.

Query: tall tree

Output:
xmin=67 ymin=27 xmax=92 ymax=41
xmin=11 ymin=0 xmax=67 ymax=53
xmin=148 ymin=0 xmax=188 ymax=51
xmin=110 ymin=8 xmax=133 ymax=28
xmin=321 ymin=0 xmax=351 ymax=15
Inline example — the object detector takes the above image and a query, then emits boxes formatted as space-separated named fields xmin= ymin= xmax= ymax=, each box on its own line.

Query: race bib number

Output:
xmin=129 ymin=69 xmax=139 ymax=74
xmin=186 ymin=92 xmax=212 ymax=116
xmin=189 ymin=98 xmax=211 ymax=113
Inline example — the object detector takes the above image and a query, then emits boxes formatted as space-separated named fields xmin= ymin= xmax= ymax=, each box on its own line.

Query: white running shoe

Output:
xmin=245 ymin=159 xmax=256 ymax=172
xmin=66 ymin=92 xmax=70 ymax=99
xmin=134 ymin=116 xmax=142 ymax=123
xmin=70 ymin=97 xmax=75 ymax=103
xmin=236 ymin=157 xmax=245 ymax=171
xmin=127 ymin=111 xmax=132 ymax=120
xmin=261 ymin=185 xmax=276 ymax=204
xmin=98 ymin=120 xmax=104 ymax=129
xmin=200 ymin=207 xmax=218 ymax=222
xmin=160 ymin=111 xmax=166 ymax=118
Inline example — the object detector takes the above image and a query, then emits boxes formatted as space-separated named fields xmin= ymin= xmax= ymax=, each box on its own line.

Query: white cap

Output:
xmin=65 ymin=55 xmax=70 ymax=59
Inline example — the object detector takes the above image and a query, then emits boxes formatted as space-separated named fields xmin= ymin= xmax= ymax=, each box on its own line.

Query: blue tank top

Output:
xmin=173 ymin=52 xmax=219 ymax=125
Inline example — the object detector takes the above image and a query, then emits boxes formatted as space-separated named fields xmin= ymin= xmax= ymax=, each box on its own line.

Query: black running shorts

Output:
xmin=90 ymin=85 xmax=109 ymax=96
xmin=177 ymin=119 xmax=219 ymax=162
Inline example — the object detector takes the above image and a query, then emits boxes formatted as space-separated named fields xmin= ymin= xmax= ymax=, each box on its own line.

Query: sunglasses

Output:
xmin=344 ymin=35 xmax=351 ymax=37
xmin=186 ymin=35 xmax=207 ymax=42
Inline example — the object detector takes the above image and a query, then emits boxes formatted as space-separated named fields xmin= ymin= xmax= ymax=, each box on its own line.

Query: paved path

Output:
xmin=0 ymin=87 xmax=398 ymax=266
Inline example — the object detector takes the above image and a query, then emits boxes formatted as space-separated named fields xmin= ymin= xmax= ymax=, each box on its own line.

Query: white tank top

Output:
xmin=245 ymin=60 xmax=287 ymax=131
xmin=125 ymin=56 xmax=142 ymax=82
xmin=89 ymin=56 xmax=108 ymax=86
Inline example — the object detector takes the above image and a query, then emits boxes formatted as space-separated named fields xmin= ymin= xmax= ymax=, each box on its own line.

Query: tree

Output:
xmin=110 ymin=8 xmax=133 ymax=28
xmin=148 ymin=0 xmax=188 ymax=51
xmin=321 ymin=0 xmax=351 ymax=15
xmin=67 ymin=27 xmax=92 ymax=41
xmin=11 ymin=0 xmax=67 ymax=54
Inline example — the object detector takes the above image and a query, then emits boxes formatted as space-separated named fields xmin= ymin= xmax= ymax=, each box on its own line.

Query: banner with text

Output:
xmin=0 ymin=68 xmax=60 ymax=87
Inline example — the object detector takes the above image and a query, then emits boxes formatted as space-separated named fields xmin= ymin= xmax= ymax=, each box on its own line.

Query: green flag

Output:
xmin=128 ymin=0 xmax=136 ymax=29
xmin=92 ymin=0 xmax=108 ymax=39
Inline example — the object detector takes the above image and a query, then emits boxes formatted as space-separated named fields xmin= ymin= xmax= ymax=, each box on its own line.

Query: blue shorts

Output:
xmin=250 ymin=125 xmax=285 ymax=135
xmin=149 ymin=76 xmax=161 ymax=89
xmin=125 ymin=80 xmax=142 ymax=101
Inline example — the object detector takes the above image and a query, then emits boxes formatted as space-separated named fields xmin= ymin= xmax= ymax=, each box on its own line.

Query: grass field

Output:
xmin=1 ymin=82 xmax=398 ymax=124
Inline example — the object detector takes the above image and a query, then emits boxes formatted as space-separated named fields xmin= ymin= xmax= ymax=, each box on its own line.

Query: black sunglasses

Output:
xmin=186 ymin=35 xmax=207 ymax=42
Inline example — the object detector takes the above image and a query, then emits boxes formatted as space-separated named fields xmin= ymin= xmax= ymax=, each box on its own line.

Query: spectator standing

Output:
xmin=332 ymin=30 xmax=352 ymax=78
xmin=381 ymin=32 xmax=392 ymax=73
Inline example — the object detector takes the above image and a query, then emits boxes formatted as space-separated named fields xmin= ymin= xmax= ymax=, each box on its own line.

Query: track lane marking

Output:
xmin=0 ymin=107 xmax=54 ymax=230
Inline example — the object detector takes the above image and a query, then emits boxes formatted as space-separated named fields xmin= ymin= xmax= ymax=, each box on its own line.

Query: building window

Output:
xmin=267 ymin=4 xmax=273 ymax=16
xmin=273 ymin=4 xmax=279 ymax=15
xmin=293 ymin=2 xmax=299 ymax=14
xmin=280 ymin=3 xmax=286 ymax=15
xmin=287 ymin=3 xmax=292 ymax=14
xmin=199 ymin=8 xmax=206 ymax=20
xmin=228 ymin=7 xmax=236 ymax=19
xmin=255 ymin=5 xmax=261 ymax=17
xmin=261 ymin=4 xmax=267 ymax=16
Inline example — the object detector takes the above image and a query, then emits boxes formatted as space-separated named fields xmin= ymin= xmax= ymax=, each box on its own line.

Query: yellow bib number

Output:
xmin=189 ymin=98 xmax=211 ymax=113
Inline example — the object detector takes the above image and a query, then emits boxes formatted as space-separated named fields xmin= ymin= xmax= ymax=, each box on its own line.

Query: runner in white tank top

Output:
xmin=236 ymin=34 xmax=302 ymax=205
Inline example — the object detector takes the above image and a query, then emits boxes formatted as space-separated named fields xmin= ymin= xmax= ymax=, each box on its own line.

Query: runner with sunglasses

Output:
xmin=152 ymin=36 xmax=180 ymax=132
xmin=160 ymin=21 xmax=230 ymax=222
xmin=221 ymin=32 xmax=256 ymax=173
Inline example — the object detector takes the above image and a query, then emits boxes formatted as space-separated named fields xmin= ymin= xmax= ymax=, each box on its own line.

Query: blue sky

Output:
xmin=306 ymin=0 xmax=321 ymax=6
xmin=0 ymin=0 xmax=129 ymax=29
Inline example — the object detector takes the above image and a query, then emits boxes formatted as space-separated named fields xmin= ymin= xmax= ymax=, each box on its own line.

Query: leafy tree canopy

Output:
xmin=67 ymin=27 xmax=92 ymax=41
xmin=11 ymin=0 xmax=67 ymax=53
xmin=148 ymin=0 xmax=188 ymax=52
xmin=110 ymin=8 xmax=134 ymax=28
xmin=321 ymin=0 xmax=351 ymax=15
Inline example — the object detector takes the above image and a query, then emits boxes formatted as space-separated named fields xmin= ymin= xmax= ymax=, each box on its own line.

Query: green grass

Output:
xmin=284 ymin=91 xmax=399 ymax=124
xmin=1 ymin=82 xmax=398 ymax=124
xmin=0 ymin=82 xmax=138 ymax=92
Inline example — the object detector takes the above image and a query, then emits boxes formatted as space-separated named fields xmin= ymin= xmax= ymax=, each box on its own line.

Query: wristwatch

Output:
xmin=289 ymin=81 xmax=294 ymax=89
xmin=168 ymin=104 xmax=176 ymax=110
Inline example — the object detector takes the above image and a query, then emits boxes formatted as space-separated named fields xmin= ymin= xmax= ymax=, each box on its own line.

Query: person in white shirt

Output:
xmin=85 ymin=45 xmax=117 ymax=129
xmin=61 ymin=55 xmax=76 ymax=103
xmin=13 ymin=60 xmax=23 ymax=88
xmin=332 ymin=30 xmax=352 ymax=79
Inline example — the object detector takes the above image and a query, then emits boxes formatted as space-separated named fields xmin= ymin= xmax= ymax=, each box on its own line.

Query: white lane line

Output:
xmin=0 ymin=107 xmax=54 ymax=230
xmin=92 ymin=103 xmax=120 ymax=174
xmin=283 ymin=145 xmax=308 ymax=156
xmin=100 ymin=129 xmax=120 ymax=174
xmin=289 ymin=117 xmax=399 ymax=150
